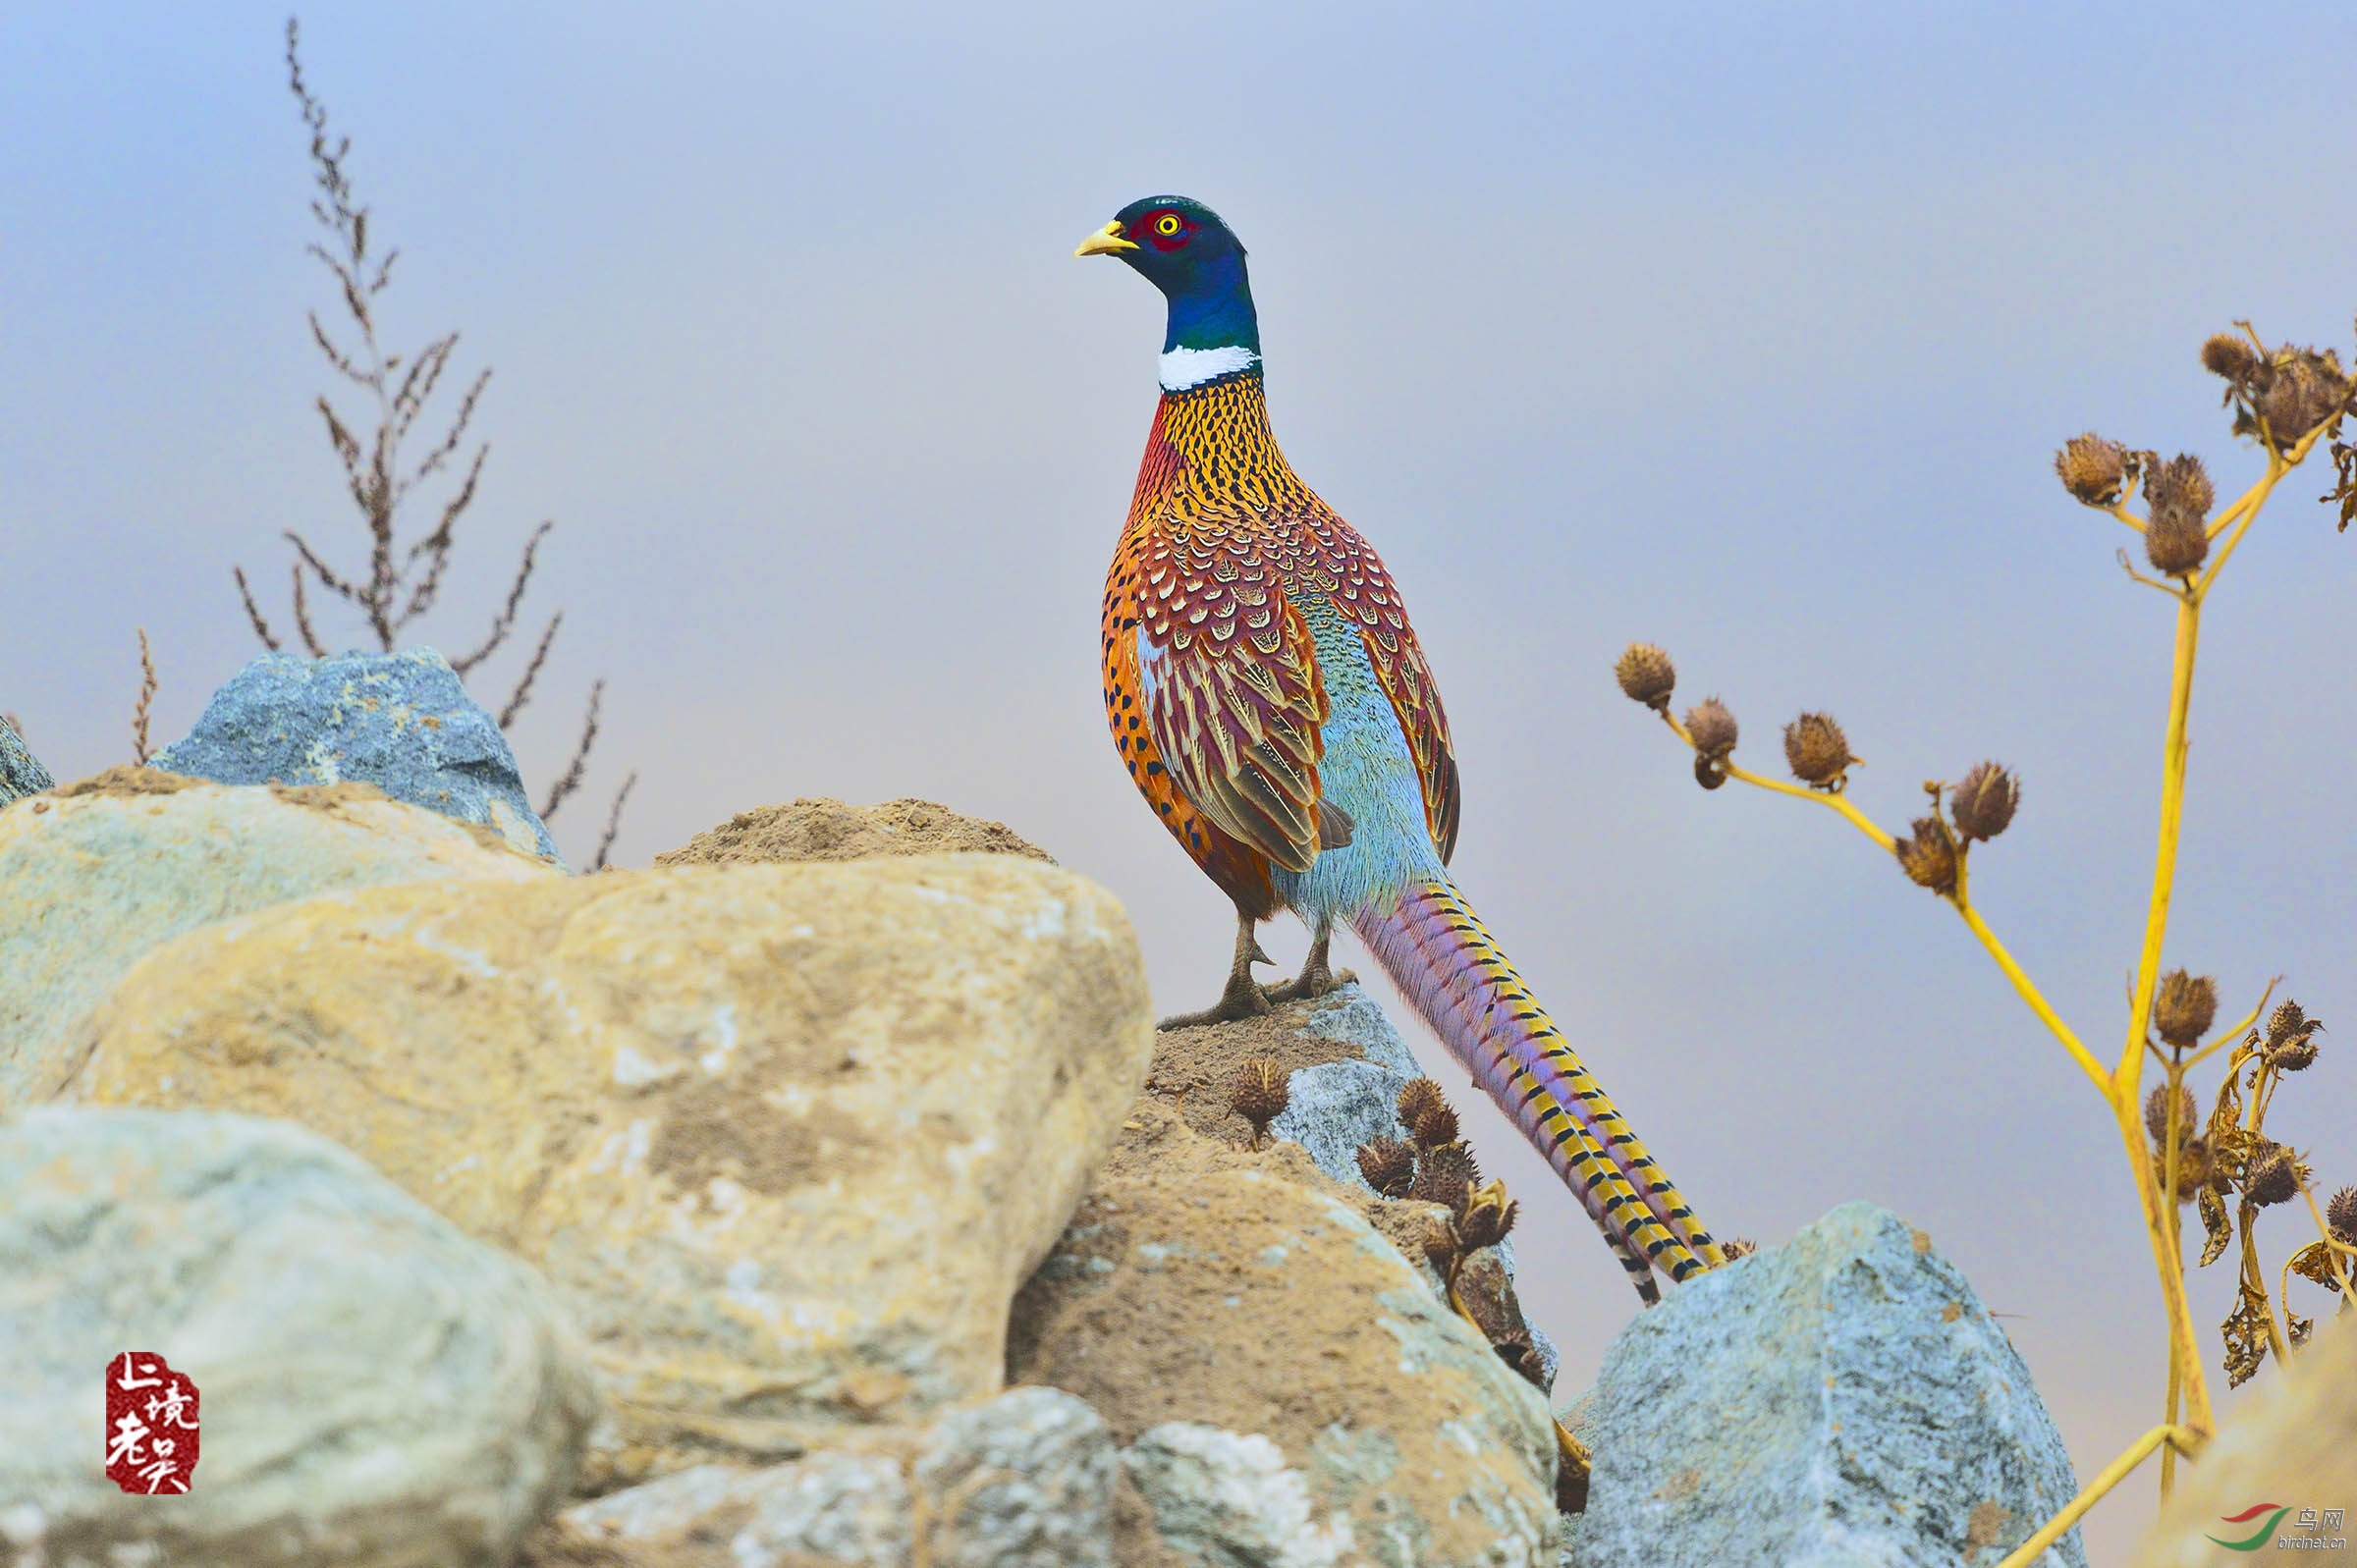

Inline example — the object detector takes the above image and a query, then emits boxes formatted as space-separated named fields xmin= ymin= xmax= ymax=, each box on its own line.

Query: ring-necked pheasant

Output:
xmin=1078 ymin=195 xmax=1724 ymax=1300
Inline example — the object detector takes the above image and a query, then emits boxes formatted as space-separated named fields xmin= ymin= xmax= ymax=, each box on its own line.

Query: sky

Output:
xmin=6 ymin=3 xmax=2354 ymax=1556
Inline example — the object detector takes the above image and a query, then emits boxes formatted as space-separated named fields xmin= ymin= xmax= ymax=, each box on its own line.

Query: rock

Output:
xmin=70 ymin=854 xmax=1153 ymax=1487
xmin=521 ymin=1386 xmax=1117 ymax=1568
xmin=1008 ymin=1098 xmax=1562 ymax=1565
xmin=659 ymin=796 xmax=1053 ymax=867
xmin=1562 ymin=1201 xmax=2086 ymax=1567
xmin=0 ymin=769 xmax=554 ymax=1108
xmin=0 ymin=709 xmax=51 ymax=805
xmin=1152 ymin=983 xmax=1560 ymax=1393
xmin=0 ymin=1106 xmax=596 ymax=1568
xmin=2135 ymin=1311 xmax=2357 ymax=1565
xmin=151 ymin=647 xmax=561 ymax=862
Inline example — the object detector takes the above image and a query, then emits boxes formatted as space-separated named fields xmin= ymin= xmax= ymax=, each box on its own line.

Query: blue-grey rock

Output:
xmin=151 ymin=648 xmax=561 ymax=863
xmin=0 ymin=712 xmax=51 ymax=807
xmin=0 ymin=1106 xmax=598 ymax=1568
xmin=1562 ymin=1202 xmax=2086 ymax=1568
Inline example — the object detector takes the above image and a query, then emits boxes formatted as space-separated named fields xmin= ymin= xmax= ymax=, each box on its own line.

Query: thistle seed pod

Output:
xmin=1410 ymin=1141 xmax=1480 ymax=1216
xmin=1409 ymin=1099 xmax=1460 ymax=1150
xmin=2144 ymin=506 xmax=2210 ymax=577
xmin=2145 ymin=1082 xmax=2198 ymax=1146
xmin=2327 ymin=1184 xmax=2357 ymax=1245
xmin=1397 ymin=1077 xmax=1448 ymax=1136
xmin=1355 ymin=1136 xmax=1416 ymax=1198
xmin=2144 ymin=454 xmax=2216 ymax=521
xmin=1782 ymin=712 xmax=1855 ymax=789
xmin=1615 ymin=643 xmax=1677 ymax=711
xmin=1230 ymin=1057 xmax=1289 ymax=1146
xmin=1894 ymin=815 xmax=1959 ymax=896
xmin=2263 ymin=1000 xmax=2323 ymax=1071
xmin=2201 ymin=333 xmax=2261 ymax=383
xmin=2152 ymin=970 xmax=2219 ymax=1051
xmin=2055 ymin=433 xmax=2128 ymax=506
xmin=1683 ymin=697 xmax=1738 ymax=760
xmin=2246 ymin=1143 xmax=2301 ymax=1207
xmin=1455 ymin=1178 xmax=1520 ymax=1251
xmin=1948 ymin=762 xmax=2019 ymax=843
xmin=1720 ymin=1236 xmax=1759 ymax=1260
xmin=1420 ymin=1217 xmax=1461 ymax=1273
xmin=2255 ymin=348 xmax=2351 ymax=449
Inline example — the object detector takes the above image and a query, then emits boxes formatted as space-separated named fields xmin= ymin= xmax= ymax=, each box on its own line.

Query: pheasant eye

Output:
xmin=1155 ymin=213 xmax=1183 ymax=237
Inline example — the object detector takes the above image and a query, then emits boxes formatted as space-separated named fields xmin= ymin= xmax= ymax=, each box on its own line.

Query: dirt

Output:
xmin=1140 ymin=988 xmax=1372 ymax=1146
xmin=657 ymin=798 xmax=1053 ymax=868
xmin=48 ymin=766 xmax=199 ymax=798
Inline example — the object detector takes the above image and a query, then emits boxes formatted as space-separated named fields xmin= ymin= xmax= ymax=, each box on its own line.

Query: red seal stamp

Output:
xmin=103 ymin=1352 xmax=199 ymax=1495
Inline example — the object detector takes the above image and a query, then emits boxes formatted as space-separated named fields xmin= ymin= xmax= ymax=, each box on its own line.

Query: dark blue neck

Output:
xmin=1162 ymin=247 xmax=1261 ymax=356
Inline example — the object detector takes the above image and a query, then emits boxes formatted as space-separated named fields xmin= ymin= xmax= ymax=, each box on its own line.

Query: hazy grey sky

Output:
xmin=7 ymin=4 xmax=2354 ymax=1554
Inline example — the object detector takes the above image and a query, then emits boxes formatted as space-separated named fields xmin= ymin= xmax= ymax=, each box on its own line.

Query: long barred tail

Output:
xmin=1355 ymin=876 xmax=1725 ymax=1302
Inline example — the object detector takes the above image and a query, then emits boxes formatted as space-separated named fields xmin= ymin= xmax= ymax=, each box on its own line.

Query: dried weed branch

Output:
xmin=229 ymin=19 xmax=632 ymax=839
xmin=1616 ymin=315 xmax=2355 ymax=1553
xmin=131 ymin=629 xmax=158 ymax=765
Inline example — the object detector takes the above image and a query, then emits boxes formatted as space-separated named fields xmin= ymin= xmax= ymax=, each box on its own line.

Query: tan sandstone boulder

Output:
xmin=0 ymin=769 xmax=554 ymax=1108
xmin=69 ymin=854 xmax=1152 ymax=1488
xmin=1008 ymin=1100 xmax=1562 ymax=1565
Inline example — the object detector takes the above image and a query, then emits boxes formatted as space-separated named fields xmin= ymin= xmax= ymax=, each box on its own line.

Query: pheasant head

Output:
xmin=1076 ymin=194 xmax=1261 ymax=390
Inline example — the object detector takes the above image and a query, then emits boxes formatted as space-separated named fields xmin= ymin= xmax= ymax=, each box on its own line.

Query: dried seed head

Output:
xmin=1230 ymin=1057 xmax=1289 ymax=1144
xmin=2245 ymin=1143 xmax=2301 ymax=1207
xmin=1615 ymin=643 xmax=1677 ymax=711
xmin=2327 ymin=1184 xmax=2357 ymax=1244
xmin=1683 ymin=696 xmax=1738 ymax=760
xmin=2145 ymin=1082 xmax=2198 ymax=1146
xmin=2055 ymin=433 xmax=2128 ymax=506
xmin=1355 ymin=1136 xmax=1416 ymax=1198
xmin=2144 ymin=506 xmax=2210 ymax=577
xmin=1410 ymin=1141 xmax=1480 ymax=1216
xmin=2145 ymin=454 xmax=2216 ymax=521
xmin=1782 ymin=712 xmax=1855 ymax=789
xmin=2252 ymin=347 xmax=2352 ymax=449
xmin=1419 ymin=1217 xmax=1461 ymax=1272
xmin=1894 ymin=815 xmax=1959 ymax=896
xmin=2202 ymin=333 xmax=2262 ymax=382
xmin=2152 ymin=970 xmax=2220 ymax=1050
xmin=1397 ymin=1077 xmax=1448 ymax=1135
xmin=2264 ymin=1000 xmax=2324 ymax=1072
xmin=1493 ymin=1333 xmax=1548 ymax=1389
xmin=1720 ymin=1236 xmax=1758 ymax=1260
xmin=1948 ymin=762 xmax=2019 ymax=843
xmin=1409 ymin=1098 xmax=1460 ymax=1150
xmin=2172 ymin=1137 xmax=2213 ymax=1197
xmin=1455 ymin=1178 xmax=1520 ymax=1251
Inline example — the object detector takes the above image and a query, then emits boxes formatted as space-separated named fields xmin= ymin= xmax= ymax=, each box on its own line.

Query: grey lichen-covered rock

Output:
xmin=1562 ymin=1201 xmax=2085 ymax=1568
xmin=1123 ymin=1423 xmax=1354 ymax=1568
xmin=0 ymin=1106 xmax=598 ymax=1568
xmin=151 ymin=647 xmax=562 ymax=862
xmin=521 ymin=1386 xmax=1116 ymax=1568
xmin=0 ymin=710 xmax=51 ymax=805
xmin=0 ymin=769 xmax=554 ymax=1108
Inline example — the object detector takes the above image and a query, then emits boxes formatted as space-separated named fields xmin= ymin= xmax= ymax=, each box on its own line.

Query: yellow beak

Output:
xmin=1073 ymin=220 xmax=1138 ymax=258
